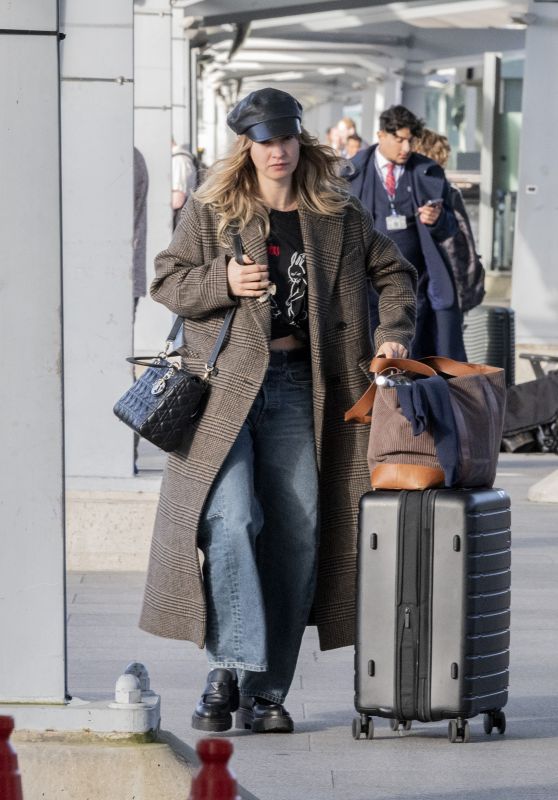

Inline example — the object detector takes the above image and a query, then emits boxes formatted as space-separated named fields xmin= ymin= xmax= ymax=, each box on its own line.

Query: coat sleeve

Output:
xmin=361 ymin=207 xmax=417 ymax=349
xmin=422 ymin=170 xmax=458 ymax=241
xmin=150 ymin=196 xmax=236 ymax=319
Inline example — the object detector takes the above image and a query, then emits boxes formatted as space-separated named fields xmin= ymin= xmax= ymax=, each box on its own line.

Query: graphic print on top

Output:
xmin=266 ymin=209 xmax=308 ymax=340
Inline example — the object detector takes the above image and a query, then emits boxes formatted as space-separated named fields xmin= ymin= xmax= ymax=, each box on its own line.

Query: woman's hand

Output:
xmin=227 ymin=254 xmax=270 ymax=298
xmin=375 ymin=342 xmax=408 ymax=359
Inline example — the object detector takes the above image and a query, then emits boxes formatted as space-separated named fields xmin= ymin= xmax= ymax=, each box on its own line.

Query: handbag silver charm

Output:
xmin=151 ymin=365 xmax=176 ymax=395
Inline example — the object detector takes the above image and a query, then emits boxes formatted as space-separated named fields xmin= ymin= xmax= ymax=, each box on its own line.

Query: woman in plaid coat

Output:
xmin=140 ymin=88 xmax=417 ymax=734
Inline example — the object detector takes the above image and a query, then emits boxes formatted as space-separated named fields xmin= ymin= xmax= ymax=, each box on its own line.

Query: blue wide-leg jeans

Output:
xmin=197 ymin=354 xmax=319 ymax=704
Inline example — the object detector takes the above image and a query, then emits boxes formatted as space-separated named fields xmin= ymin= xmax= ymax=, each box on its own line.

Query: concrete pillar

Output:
xmin=0 ymin=2 xmax=66 ymax=703
xmin=511 ymin=1 xmax=558 ymax=346
xmin=190 ymin=47 xmax=199 ymax=153
xmin=464 ymin=84 xmax=478 ymax=152
xmin=401 ymin=70 xmax=426 ymax=119
xmin=171 ymin=7 xmax=192 ymax=147
xmin=133 ymin=1 xmax=174 ymax=354
xmin=199 ymin=71 xmax=218 ymax=166
xmin=360 ymin=85 xmax=378 ymax=143
xmin=302 ymin=100 xmax=344 ymax=142
xmin=215 ymin=89 xmax=233 ymax=160
xmin=61 ymin=0 xmax=135 ymax=479
xmin=376 ymin=77 xmax=402 ymax=115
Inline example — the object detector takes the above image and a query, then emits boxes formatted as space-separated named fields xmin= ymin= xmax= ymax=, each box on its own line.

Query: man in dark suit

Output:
xmin=348 ymin=105 xmax=466 ymax=361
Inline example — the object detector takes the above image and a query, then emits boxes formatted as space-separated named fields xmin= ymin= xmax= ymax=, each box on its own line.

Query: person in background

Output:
xmin=346 ymin=134 xmax=363 ymax=159
xmin=412 ymin=128 xmax=485 ymax=315
xmin=337 ymin=117 xmax=369 ymax=157
xmin=336 ymin=116 xmax=357 ymax=155
xmin=324 ymin=125 xmax=342 ymax=153
xmin=133 ymin=147 xmax=149 ymax=314
xmin=348 ymin=104 xmax=467 ymax=360
xmin=140 ymin=87 xmax=417 ymax=735
xmin=195 ymin=146 xmax=209 ymax=184
xmin=172 ymin=139 xmax=198 ymax=229
xmin=132 ymin=147 xmax=149 ymax=474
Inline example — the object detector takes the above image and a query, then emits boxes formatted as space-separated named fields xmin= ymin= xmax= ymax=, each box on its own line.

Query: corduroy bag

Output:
xmin=345 ymin=356 xmax=507 ymax=490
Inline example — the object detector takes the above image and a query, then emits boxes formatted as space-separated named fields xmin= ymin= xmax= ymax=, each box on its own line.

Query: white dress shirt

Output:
xmin=375 ymin=148 xmax=405 ymax=192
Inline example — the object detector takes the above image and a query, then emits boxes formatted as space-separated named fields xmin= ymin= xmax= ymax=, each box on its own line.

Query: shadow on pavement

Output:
xmin=159 ymin=729 xmax=261 ymax=800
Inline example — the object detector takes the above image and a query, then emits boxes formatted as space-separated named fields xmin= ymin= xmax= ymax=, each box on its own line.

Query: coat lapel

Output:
xmin=223 ymin=217 xmax=270 ymax=344
xmin=223 ymin=208 xmax=346 ymax=348
xmin=300 ymin=208 xmax=345 ymax=342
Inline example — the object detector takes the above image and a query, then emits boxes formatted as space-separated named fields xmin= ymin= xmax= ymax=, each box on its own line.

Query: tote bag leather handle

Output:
xmin=345 ymin=357 xmax=437 ymax=423
xmin=420 ymin=356 xmax=504 ymax=377
xmin=369 ymin=356 xmax=438 ymax=378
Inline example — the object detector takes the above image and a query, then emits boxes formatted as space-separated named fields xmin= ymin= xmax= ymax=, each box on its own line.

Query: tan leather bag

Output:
xmin=345 ymin=356 xmax=507 ymax=490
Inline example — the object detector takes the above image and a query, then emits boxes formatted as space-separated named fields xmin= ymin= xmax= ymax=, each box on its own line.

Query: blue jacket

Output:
xmin=348 ymin=145 xmax=458 ymax=310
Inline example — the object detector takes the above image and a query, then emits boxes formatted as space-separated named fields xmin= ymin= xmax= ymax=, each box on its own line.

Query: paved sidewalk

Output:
xmin=67 ymin=454 xmax=558 ymax=800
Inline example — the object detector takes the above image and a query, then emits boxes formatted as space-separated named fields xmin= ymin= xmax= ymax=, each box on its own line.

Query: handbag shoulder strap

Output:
xmin=232 ymin=232 xmax=244 ymax=263
xmin=163 ymin=232 xmax=242 ymax=345
xmin=204 ymin=306 xmax=236 ymax=377
xmin=164 ymin=232 xmax=242 ymax=377
xmin=164 ymin=315 xmax=184 ymax=351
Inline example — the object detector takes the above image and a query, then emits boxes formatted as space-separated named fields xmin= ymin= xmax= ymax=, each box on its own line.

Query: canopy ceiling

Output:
xmin=172 ymin=0 xmax=528 ymax=107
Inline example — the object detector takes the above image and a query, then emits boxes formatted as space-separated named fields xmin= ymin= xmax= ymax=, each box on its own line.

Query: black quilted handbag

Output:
xmin=113 ymin=237 xmax=241 ymax=452
xmin=113 ymin=307 xmax=235 ymax=452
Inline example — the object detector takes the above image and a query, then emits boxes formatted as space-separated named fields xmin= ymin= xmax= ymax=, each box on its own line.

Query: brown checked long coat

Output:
xmin=139 ymin=194 xmax=417 ymax=651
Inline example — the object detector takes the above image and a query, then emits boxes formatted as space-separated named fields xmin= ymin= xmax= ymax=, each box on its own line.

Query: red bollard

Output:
xmin=189 ymin=738 xmax=240 ymax=800
xmin=0 ymin=716 xmax=24 ymax=800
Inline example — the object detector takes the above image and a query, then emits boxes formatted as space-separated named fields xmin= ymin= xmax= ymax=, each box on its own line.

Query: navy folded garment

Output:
xmin=395 ymin=375 xmax=459 ymax=487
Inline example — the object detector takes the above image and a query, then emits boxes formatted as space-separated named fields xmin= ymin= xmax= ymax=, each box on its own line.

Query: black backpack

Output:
xmin=438 ymin=186 xmax=485 ymax=313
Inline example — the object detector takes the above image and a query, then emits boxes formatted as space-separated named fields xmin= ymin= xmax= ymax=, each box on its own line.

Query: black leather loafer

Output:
xmin=191 ymin=668 xmax=239 ymax=732
xmin=235 ymin=695 xmax=294 ymax=733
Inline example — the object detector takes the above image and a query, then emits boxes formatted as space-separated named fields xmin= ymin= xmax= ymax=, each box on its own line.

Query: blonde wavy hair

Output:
xmin=194 ymin=128 xmax=350 ymax=242
xmin=413 ymin=128 xmax=451 ymax=168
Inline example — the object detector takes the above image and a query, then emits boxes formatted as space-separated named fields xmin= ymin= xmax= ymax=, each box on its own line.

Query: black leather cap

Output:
xmin=227 ymin=88 xmax=303 ymax=142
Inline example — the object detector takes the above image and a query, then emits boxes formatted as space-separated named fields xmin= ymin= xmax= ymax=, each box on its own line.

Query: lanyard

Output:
xmin=374 ymin=157 xmax=399 ymax=213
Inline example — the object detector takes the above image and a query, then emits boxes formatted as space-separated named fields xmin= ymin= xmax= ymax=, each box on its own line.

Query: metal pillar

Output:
xmin=0 ymin=1 xmax=66 ymax=704
xmin=511 ymin=1 xmax=558 ymax=344
xmin=478 ymin=52 xmax=501 ymax=270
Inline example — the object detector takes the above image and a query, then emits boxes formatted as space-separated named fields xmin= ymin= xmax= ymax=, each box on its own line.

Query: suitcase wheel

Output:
xmin=483 ymin=710 xmax=506 ymax=736
xmin=448 ymin=718 xmax=470 ymax=744
xmin=352 ymin=714 xmax=374 ymax=740
xmin=390 ymin=718 xmax=412 ymax=733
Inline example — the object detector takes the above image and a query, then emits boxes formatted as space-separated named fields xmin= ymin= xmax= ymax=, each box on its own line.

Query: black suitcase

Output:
xmin=354 ymin=488 xmax=511 ymax=744
xmin=463 ymin=305 xmax=515 ymax=386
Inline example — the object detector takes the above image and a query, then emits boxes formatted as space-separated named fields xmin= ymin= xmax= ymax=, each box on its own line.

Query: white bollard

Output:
xmin=114 ymin=673 xmax=142 ymax=705
xmin=124 ymin=662 xmax=150 ymax=692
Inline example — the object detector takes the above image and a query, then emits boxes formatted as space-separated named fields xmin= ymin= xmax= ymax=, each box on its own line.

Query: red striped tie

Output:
xmin=385 ymin=162 xmax=396 ymax=197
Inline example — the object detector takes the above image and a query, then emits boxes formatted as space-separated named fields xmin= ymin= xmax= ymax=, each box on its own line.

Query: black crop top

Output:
xmin=266 ymin=209 xmax=308 ymax=341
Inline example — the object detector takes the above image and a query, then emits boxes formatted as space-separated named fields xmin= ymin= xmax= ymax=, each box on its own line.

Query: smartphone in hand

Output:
xmin=424 ymin=198 xmax=443 ymax=207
